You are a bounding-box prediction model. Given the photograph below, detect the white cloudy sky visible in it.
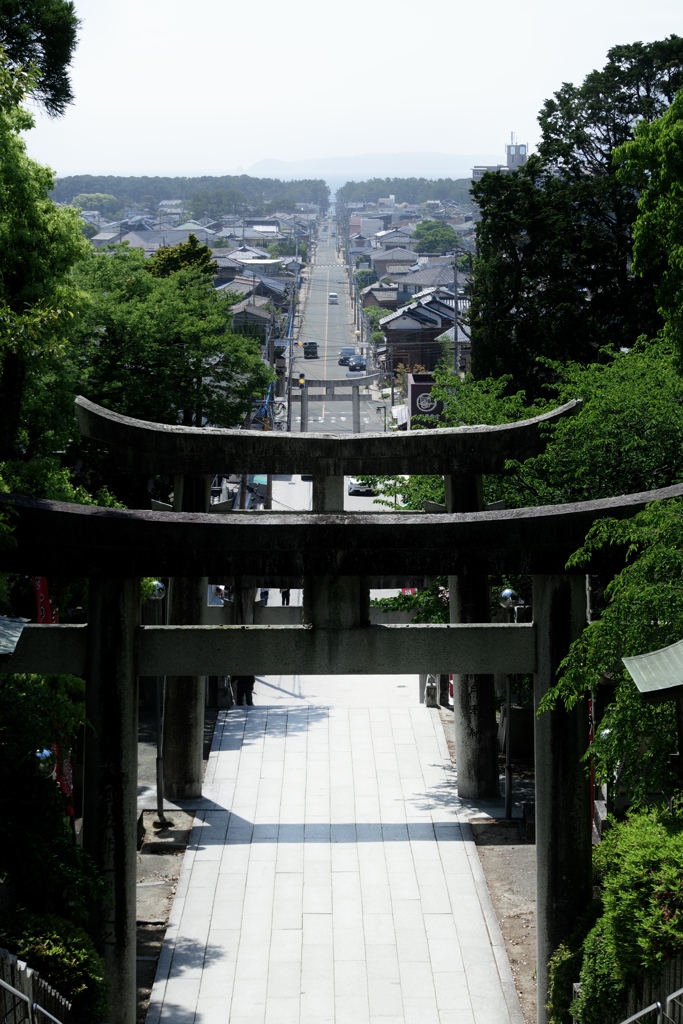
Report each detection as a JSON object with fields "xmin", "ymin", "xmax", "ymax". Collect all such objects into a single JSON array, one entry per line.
[{"xmin": 21, "ymin": 0, "xmax": 683, "ymax": 179}]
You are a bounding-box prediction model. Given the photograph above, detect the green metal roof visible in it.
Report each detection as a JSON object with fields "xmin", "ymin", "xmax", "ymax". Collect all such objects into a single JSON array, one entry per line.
[{"xmin": 623, "ymin": 638, "xmax": 683, "ymax": 703}]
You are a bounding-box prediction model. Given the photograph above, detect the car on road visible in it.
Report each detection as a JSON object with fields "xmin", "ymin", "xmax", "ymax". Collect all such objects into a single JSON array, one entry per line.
[
  {"xmin": 328, "ymin": 292, "xmax": 338, "ymax": 304},
  {"xmin": 302, "ymin": 341, "xmax": 318, "ymax": 359},
  {"xmin": 348, "ymin": 355, "xmax": 366, "ymax": 372},
  {"xmin": 338, "ymin": 346, "xmax": 356, "ymax": 365},
  {"xmin": 348, "ymin": 477, "xmax": 376, "ymax": 496}
]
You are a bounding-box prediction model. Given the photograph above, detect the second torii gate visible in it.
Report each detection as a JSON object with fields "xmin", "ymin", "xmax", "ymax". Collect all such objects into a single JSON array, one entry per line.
[{"xmin": 4, "ymin": 395, "xmax": 681, "ymax": 1024}]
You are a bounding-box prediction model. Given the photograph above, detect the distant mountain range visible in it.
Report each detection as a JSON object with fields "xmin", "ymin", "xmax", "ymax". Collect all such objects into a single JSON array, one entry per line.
[{"xmin": 241, "ymin": 152, "xmax": 504, "ymax": 193}]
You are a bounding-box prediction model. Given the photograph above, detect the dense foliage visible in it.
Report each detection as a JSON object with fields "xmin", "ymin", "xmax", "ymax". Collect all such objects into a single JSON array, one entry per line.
[
  {"xmin": 548, "ymin": 807, "xmax": 683, "ymax": 1024},
  {"xmin": 71, "ymin": 244, "xmax": 274, "ymax": 428},
  {"xmin": 0, "ymin": 0, "xmax": 78, "ymax": 115},
  {"xmin": 617, "ymin": 88, "xmax": 683, "ymax": 363},
  {"xmin": 336, "ymin": 176, "xmax": 472, "ymax": 206},
  {"xmin": 51, "ymin": 173, "xmax": 330, "ymax": 213},
  {"xmin": 146, "ymin": 232, "xmax": 218, "ymax": 278},
  {"xmin": 0, "ymin": 673, "xmax": 105, "ymax": 921},
  {"xmin": 541, "ymin": 498, "xmax": 683, "ymax": 804},
  {"xmin": 411, "ymin": 219, "xmax": 461, "ymax": 254},
  {"xmin": 470, "ymin": 36, "xmax": 683, "ymax": 399},
  {"xmin": 0, "ymin": 55, "xmax": 88, "ymax": 461},
  {"xmin": 0, "ymin": 912, "xmax": 108, "ymax": 1022},
  {"xmin": 506, "ymin": 339, "xmax": 683, "ymax": 506}
]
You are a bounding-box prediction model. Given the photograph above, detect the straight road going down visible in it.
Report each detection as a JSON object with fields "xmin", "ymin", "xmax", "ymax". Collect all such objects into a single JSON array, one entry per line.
[{"xmin": 291, "ymin": 218, "xmax": 387, "ymax": 435}]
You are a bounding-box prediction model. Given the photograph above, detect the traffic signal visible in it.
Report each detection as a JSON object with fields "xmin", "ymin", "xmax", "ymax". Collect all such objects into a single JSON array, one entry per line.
[{"xmin": 298, "ymin": 373, "xmax": 305, "ymax": 390}]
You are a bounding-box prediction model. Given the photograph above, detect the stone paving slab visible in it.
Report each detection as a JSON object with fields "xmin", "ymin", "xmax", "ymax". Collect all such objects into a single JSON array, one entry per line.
[{"xmin": 146, "ymin": 675, "xmax": 525, "ymax": 1024}]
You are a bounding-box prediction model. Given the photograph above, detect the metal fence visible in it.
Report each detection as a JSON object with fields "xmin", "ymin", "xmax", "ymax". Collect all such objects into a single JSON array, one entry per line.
[
  {"xmin": 0, "ymin": 949, "xmax": 71, "ymax": 1024},
  {"xmin": 627, "ymin": 955, "xmax": 683, "ymax": 1024}
]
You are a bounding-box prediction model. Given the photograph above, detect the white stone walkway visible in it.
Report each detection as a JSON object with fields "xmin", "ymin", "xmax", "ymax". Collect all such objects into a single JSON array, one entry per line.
[{"xmin": 146, "ymin": 675, "xmax": 524, "ymax": 1024}]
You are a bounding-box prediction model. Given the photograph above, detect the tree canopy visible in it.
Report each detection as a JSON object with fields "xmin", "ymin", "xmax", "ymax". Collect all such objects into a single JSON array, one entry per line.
[
  {"xmin": 146, "ymin": 232, "xmax": 217, "ymax": 278},
  {"xmin": 411, "ymin": 220, "xmax": 461, "ymax": 254},
  {"xmin": 70, "ymin": 192, "xmax": 120, "ymax": 216},
  {"xmin": 336, "ymin": 177, "xmax": 472, "ymax": 206},
  {"xmin": 71, "ymin": 244, "xmax": 274, "ymax": 428},
  {"xmin": 0, "ymin": 53, "xmax": 88, "ymax": 461},
  {"xmin": 50, "ymin": 174, "xmax": 331, "ymax": 213},
  {"xmin": 616, "ymin": 86, "xmax": 683, "ymax": 362},
  {"xmin": 0, "ymin": 0, "xmax": 79, "ymax": 116},
  {"xmin": 470, "ymin": 35, "xmax": 683, "ymax": 399}
]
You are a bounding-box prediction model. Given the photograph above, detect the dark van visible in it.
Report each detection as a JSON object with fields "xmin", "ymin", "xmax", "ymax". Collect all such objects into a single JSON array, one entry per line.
[{"xmin": 302, "ymin": 341, "xmax": 318, "ymax": 359}]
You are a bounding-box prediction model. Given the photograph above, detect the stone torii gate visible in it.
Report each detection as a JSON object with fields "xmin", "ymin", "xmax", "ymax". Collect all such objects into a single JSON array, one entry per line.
[
  {"xmin": 4, "ymin": 395, "xmax": 683, "ymax": 1024},
  {"xmin": 290, "ymin": 372, "xmax": 381, "ymax": 433}
]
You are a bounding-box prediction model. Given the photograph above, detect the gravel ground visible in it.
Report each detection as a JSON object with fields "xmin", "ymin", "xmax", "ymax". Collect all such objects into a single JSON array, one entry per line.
[{"xmin": 437, "ymin": 706, "xmax": 537, "ymax": 1024}]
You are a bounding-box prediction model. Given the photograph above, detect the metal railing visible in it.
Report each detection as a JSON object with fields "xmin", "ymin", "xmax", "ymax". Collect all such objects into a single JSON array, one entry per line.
[
  {"xmin": 618, "ymin": 1003, "xmax": 662, "ymax": 1024},
  {"xmin": 0, "ymin": 976, "xmax": 65, "ymax": 1024},
  {"xmin": 665, "ymin": 986, "xmax": 683, "ymax": 1023},
  {"xmin": 0, "ymin": 952, "xmax": 71, "ymax": 1024}
]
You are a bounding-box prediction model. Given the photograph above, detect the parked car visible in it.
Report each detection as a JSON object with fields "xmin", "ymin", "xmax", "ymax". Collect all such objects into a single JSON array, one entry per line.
[
  {"xmin": 347, "ymin": 477, "xmax": 376, "ymax": 496},
  {"xmin": 338, "ymin": 346, "xmax": 356, "ymax": 365},
  {"xmin": 348, "ymin": 355, "xmax": 366, "ymax": 372}
]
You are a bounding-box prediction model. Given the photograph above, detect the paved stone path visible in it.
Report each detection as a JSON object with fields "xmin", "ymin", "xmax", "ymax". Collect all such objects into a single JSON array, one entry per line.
[{"xmin": 146, "ymin": 675, "xmax": 524, "ymax": 1024}]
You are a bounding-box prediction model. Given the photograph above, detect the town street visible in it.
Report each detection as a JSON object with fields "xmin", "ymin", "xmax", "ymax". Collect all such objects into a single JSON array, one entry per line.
[{"xmin": 289, "ymin": 218, "xmax": 388, "ymax": 435}]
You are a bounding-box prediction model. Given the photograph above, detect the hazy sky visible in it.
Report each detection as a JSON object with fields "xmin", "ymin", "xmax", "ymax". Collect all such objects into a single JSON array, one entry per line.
[{"xmin": 21, "ymin": 0, "xmax": 683, "ymax": 180}]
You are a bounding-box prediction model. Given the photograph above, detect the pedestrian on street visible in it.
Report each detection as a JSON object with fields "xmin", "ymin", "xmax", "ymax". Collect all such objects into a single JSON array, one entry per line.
[
  {"xmin": 233, "ymin": 674, "xmax": 255, "ymax": 706},
  {"xmin": 260, "ymin": 588, "xmax": 269, "ymax": 606},
  {"xmin": 280, "ymin": 588, "xmax": 290, "ymax": 606}
]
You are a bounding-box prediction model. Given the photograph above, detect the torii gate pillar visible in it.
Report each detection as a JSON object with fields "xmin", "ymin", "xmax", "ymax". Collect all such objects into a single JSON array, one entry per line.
[
  {"xmin": 446, "ymin": 472, "xmax": 498, "ymax": 798},
  {"xmin": 533, "ymin": 574, "xmax": 592, "ymax": 1023},
  {"xmin": 83, "ymin": 577, "xmax": 139, "ymax": 1024}
]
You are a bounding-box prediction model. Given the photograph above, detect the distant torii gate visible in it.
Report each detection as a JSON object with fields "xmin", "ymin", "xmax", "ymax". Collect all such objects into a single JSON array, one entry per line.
[
  {"xmin": 3, "ymin": 395, "xmax": 682, "ymax": 1024},
  {"xmin": 289, "ymin": 372, "xmax": 381, "ymax": 433}
]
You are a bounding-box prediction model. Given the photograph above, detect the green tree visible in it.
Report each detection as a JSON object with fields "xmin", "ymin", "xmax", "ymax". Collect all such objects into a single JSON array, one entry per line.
[
  {"xmin": 615, "ymin": 87, "xmax": 683, "ymax": 361},
  {"xmin": 505, "ymin": 339, "xmax": 683, "ymax": 507},
  {"xmin": 70, "ymin": 192, "xmax": 120, "ymax": 216},
  {"xmin": 487, "ymin": 340, "xmax": 683, "ymax": 804},
  {"xmin": 0, "ymin": 0, "xmax": 79, "ymax": 116},
  {"xmin": 336, "ymin": 176, "xmax": 472, "ymax": 206},
  {"xmin": 267, "ymin": 239, "xmax": 308, "ymax": 261},
  {"xmin": 0, "ymin": 53, "xmax": 89, "ymax": 462},
  {"xmin": 471, "ymin": 36, "xmax": 683, "ymax": 399},
  {"xmin": 186, "ymin": 187, "xmax": 245, "ymax": 221},
  {"xmin": 146, "ymin": 232, "xmax": 218, "ymax": 278},
  {"xmin": 72, "ymin": 245, "xmax": 274, "ymax": 428},
  {"xmin": 411, "ymin": 219, "xmax": 461, "ymax": 254},
  {"xmin": 543, "ymin": 498, "xmax": 683, "ymax": 807},
  {"xmin": 364, "ymin": 305, "xmax": 394, "ymax": 330}
]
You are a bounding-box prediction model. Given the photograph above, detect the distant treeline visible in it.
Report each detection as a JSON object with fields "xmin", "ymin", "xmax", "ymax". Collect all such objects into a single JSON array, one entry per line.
[
  {"xmin": 336, "ymin": 177, "xmax": 473, "ymax": 205},
  {"xmin": 51, "ymin": 175, "xmax": 331, "ymax": 214}
]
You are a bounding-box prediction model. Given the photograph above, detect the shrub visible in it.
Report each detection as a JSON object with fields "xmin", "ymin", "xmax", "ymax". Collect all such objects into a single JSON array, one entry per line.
[
  {"xmin": 0, "ymin": 913, "xmax": 108, "ymax": 1023},
  {"xmin": 550, "ymin": 807, "xmax": 683, "ymax": 1024},
  {"xmin": 0, "ymin": 673, "xmax": 105, "ymax": 923}
]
